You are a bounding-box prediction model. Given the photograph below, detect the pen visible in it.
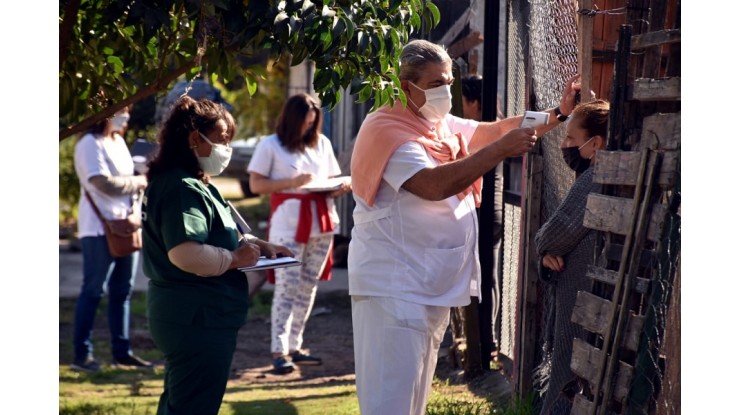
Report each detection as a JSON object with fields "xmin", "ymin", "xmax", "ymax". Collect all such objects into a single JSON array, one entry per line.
[
  {"xmin": 235, "ymin": 223, "xmax": 248, "ymax": 241},
  {"xmin": 228, "ymin": 201, "xmax": 255, "ymax": 243}
]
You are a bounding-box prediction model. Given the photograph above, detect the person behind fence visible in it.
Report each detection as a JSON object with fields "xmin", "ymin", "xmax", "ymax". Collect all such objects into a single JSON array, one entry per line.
[
  {"xmin": 141, "ymin": 96, "xmax": 293, "ymax": 415},
  {"xmin": 533, "ymin": 99, "xmax": 610, "ymax": 415},
  {"xmin": 71, "ymin": 106, "xmax": 152, "ymax": 372},
  {"xmin": 247, "ymin": 93, "xmax": 352, "ymax": 375},
  {"xmin": 461, "ymin": 73, "xmax": 506, "ymax": 367},
  {"xmin": 348, "ymin": 38, "xmax": 582, "ymax": 415}
]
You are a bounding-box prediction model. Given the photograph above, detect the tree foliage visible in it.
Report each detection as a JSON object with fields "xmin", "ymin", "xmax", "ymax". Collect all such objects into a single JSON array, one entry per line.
[{"xmin": 59, "ymin": 0, "xmax": 441, "ymax": 141}]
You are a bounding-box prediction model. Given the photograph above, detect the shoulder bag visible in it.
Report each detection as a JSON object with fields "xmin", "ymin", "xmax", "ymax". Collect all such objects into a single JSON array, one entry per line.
[{"xmin": 84, "ymin": 190, "xmax": 142, "ymax": 257}]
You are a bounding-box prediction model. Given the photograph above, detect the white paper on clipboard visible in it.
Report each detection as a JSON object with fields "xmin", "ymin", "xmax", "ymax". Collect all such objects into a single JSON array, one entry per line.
[
  {"xmin": 238, "ymin": 256, "xmax": 302, "ymax": 272},
  {"xmin": 299, "ymin": 176, "xmax": 350, "ymax": 192}
]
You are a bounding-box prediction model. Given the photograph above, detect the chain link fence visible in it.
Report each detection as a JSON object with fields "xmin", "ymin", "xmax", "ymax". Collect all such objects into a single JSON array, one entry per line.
[{"xmin": 499, "ymin": 1, "xmax": 680, "ymax": 413}]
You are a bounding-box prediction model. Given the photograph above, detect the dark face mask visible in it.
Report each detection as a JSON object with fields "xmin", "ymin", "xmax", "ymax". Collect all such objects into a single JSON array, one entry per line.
[
  {"xmin": 561, "ymin": 136, "xmax": 595, "ymax": 173},
  {"xmin": 561, "ymin": 146, "xmax": 591, "ymax": 173}
]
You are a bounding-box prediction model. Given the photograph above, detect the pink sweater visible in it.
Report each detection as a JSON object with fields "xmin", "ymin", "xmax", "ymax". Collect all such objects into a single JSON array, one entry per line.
[{"xmin": 350, "ymin": 103, "xmax": 481, "ymax": 207}]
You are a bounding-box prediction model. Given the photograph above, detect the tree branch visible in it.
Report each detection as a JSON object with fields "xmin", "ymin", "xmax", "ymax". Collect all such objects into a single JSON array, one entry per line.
[{"xmin": 58, "ymin": 59, "xmax": 201, "ymax": 142}]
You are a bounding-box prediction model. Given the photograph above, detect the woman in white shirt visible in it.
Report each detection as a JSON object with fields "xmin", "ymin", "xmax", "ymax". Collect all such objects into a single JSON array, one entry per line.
[
  {"xmin": 248, "ymin": 93, "xmax": 351, "ymax": 374},
  {"xmin": 72, "ymin": 107, "xmax": 151, "ymax": 372}
]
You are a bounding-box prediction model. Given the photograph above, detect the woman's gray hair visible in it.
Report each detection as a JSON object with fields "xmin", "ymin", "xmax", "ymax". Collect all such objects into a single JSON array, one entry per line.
[{"xmin": 398, "ymin": 39, "xmax": 452, "ymax": 82}]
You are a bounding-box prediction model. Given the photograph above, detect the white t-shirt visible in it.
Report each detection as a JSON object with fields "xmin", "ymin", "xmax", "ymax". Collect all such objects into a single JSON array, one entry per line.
[
  {"xmin": 247, "ymin": 133, "xmax": 342, "ymax": 239},
  {"xmin": 75, "ymin": 133, "xmax": 137, "ymax": 237},
  {"xmin": 348, "ymin": 114, "xmax": 482, "ymax": 307}
]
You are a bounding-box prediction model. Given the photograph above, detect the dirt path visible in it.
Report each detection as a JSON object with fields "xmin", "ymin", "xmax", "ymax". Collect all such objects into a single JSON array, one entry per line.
[{"xmin": 60, "ymin": 290, "xmax": 512, "ymax": 404}]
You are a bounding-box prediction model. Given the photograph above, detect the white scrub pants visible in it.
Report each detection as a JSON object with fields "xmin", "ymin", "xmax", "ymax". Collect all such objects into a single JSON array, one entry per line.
[{"xmin": 351, "ymin": 295, "xmax": 450, "ymax": 415}]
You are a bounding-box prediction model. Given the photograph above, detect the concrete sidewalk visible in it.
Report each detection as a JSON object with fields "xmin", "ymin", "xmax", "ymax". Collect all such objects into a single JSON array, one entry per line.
[{"xmin": 59, "ymin": 240, "xmax": 349, "ymax": 298}]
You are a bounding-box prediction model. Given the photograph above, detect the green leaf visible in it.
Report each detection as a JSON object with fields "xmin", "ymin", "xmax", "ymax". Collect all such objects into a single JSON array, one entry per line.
[
  {"xmin": 291, "ymin": 43, "xmax": 309, "ymax": 65},
  {"xmin": 357, "ymin": 31, "xmax": 369, "ymax": 54},
  {"xmin": 349, "ymin": 78, "xmax": 368, "ymax": 95},
  {"xmin": 106, "ymin": 56, "xmax": 124, "ymax": 74},
  {"xmin": 274, "ymin": 11, "xmax": 289, "ymax": 25},
  {"xmin": 341, "ymin": 15, "xmax": 355, "ymax": 42},
  {"xmin": 334, "ymin": 88, "xmax": 342, "ymax": 110},
  {"xmin": 321, "ymin": 4, "xmax": 335, "ymax": 18},
  {"xmin": 314, "ymin": 67, "xmax": 333, "ymax": 91},
  {"xmin": 331, "ymin": 15, "xmax": 344, "ymax": 41},
  {"xmin": 245, "ymin": 72, "xmax": 258, "ymax": 96},
  {"xmin": 409, "ymin": 12, "xmax": 421, "ymax": 28},
  {"xmin": 426, "ymin": 1, "xmax": 441, "ymax": 26},
  {"xmin": 320, "ymin": 31, "xmax": 332, "ymax": 51},
  {"xmin": 301, "ymin": 0, "xmax": 315, "ymax": 15},
  {"xmin": 357, "ymin": 83, "xmax": 372, "ymax": 103}
]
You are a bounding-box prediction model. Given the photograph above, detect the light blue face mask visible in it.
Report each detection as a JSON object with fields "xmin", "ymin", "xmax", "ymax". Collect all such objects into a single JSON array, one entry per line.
[{"xmin": 197, "ymin": 132, "xmax": 233, "ymax": 176}]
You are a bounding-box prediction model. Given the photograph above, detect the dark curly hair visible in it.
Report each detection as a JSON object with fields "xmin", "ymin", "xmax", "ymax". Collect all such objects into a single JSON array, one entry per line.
[{"xmin": 146, "ymin": 96, "xmax": 234, "ymax": 182}]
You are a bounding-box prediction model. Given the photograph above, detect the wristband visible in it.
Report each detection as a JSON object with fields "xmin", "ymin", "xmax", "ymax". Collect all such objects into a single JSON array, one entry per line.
[{"xmin": 554, "ymin": 107, "xmax": 569, "ymax": 122}]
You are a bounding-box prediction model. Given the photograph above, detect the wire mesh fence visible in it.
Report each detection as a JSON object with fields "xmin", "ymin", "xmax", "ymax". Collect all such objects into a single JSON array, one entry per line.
[{"xmin": 500, "ymin": 1, "xmax": 680, "ymax": 413}]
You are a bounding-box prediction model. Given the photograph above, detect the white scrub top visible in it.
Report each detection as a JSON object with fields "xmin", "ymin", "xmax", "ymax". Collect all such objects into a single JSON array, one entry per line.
[{"xmin": 347, "ymin": 114, "xmax": 482, "ymax": 307}]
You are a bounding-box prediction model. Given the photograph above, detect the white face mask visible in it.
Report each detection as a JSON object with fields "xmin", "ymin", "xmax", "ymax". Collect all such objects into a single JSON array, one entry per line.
[
  {"xmin": 408, "ymin": 82, "xmax": 453, "ymax": 123},
  {"xmin": 197, "ymin": 132, "xmax": 233, "ymax": 176},
  {"xmin": 110, "ymin": 113, "xmax": 130, "ymax": 133}
]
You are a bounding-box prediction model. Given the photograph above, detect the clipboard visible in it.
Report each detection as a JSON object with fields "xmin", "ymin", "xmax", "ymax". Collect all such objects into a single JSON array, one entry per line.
[
  {"xmin": 238, "ymin": 256, "xmax": 302, "ymax": 272},
  {"xmin": 299, "ymin": 176, "xmax": 350, "ymax": 192}
]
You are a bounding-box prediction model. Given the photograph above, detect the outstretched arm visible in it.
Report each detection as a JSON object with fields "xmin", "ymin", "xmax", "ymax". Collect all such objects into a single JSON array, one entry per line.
[
  {"xmin": 402, "ymin": 127, "xmax": 537, "ymax": 201},
  {"xmin": 468, "ymin": 74, "xmax": 584, "ymax": 152}
]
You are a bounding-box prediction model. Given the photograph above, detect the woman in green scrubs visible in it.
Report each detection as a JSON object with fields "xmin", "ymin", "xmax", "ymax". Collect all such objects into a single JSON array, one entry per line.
[{"xmin": 142, "ymin": 96, "xmax": 293, "ymax": 415}]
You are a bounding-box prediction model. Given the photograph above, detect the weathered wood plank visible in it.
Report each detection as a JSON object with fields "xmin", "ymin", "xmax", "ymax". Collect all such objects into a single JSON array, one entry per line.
[
  {"xmin": 628, "ymin": 77, "xmax": 681, "ymax": 101},
  {"xmin": 571, "ymin": 291, "xmax": 610, "ymax": 335},
  {"xmin": 639, "ymin": 112, "xmax": 681, "ymax": 150},
  {"xmin": 571, "ymin": 394, "xmax": 594, "ymax": 415},
  {"xmin": 593, "ymin": 151, "xmax": 641, "ymax": 185},
  {"xmin": 570, "ymin": 338, "xmax": 634, "ymax": 401},
  {"xmin": 642, "ymin": 0, "xmax": 670, "ymax": 79},
  {"xmin": 571, "ymin": 291, "xmax": 645, "ymax": 352},
  {"xmin": 584, "ymin": 194, "xmax": 667, "ymax": 242},
  {"xmin": 586, "ymin": 265, "xmax": 650, "ymax": 295},
  {"xmin": 631, "ymin": 29, "xmax": 681, "ymax": 50},
  {"xmin": 577, "ymin": 0, "xmax": 594, "ymax": 104},
  {"xmin": 657, "ymin": 151, "xmax": 679, "ymax": 189},
  {"xmin": 605, "ymin": 243, "xmax": 655, "ymax": 268},
  {"xmin": 593, "ymin": 150, "xmax": 678, "ymax": 188}
]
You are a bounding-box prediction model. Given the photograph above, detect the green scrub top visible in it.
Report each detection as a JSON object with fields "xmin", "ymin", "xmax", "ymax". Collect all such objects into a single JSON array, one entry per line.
[{"xmin": 141, "ymin": 168, "xmax": 249, "ymax": 328}]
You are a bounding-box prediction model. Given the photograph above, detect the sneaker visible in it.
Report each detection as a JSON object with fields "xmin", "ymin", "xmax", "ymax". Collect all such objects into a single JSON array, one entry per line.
[
  {"xmin": 113, "ymin": 353, "xmax": 153, "ymax": 369},
  {"xmin": 290, "ymin": 350, "xmax": 322, "ymax": 366},
  {"xmin": 273, "ymin": 356, "xmax": 295, "ymax": 374},
  {"xmin": 71, "ymin": 356, "xmax": 101, "ymax": 373}
]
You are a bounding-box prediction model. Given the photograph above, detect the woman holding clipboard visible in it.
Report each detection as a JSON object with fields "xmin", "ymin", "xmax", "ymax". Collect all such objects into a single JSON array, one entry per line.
[
  {"xmin": 247, "ymin": 93, "xmax": 351, "ymax": 374},
  {"xmin": 141, "ymin": 97, "xmax": 292, "ymax": 415}
]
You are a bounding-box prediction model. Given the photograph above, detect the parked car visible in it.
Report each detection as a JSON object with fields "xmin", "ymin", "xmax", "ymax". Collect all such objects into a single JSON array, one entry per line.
[{"xmin": 222, "ymin": 136, "xmax": 264, "ymax": 198}]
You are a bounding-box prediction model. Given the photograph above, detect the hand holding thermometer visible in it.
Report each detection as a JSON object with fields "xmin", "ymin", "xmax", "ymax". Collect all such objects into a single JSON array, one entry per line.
[{"xmin": 520, "ymin": 111, "xmax": 550, "ymax": 130}]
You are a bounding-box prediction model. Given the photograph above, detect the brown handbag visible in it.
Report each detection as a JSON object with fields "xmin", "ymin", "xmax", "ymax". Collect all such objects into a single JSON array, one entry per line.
[{"xmin": 84, "ymin": 190, "xmax": 142, "ymax": 257}]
